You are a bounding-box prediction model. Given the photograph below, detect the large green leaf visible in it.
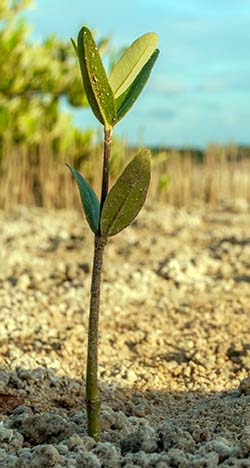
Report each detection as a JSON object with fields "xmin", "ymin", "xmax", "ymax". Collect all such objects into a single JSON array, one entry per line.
[
  {"xmin": 115, "ymin": 49, "xmax": 159, "ymax": 124},
  {"xmin": 77, "ymin": 27, "xmax": 116, "ymax": 127},
  {"xmin": 67, "ymin": 164, "xmax": 100, "ymax": 234},
  {"xmin": 100, "ymin": 149, "xmax": 151, "ymax": 237},
  {"xmin": 109, "ymin": 32, "xmax": 158, "ymax": 98}
]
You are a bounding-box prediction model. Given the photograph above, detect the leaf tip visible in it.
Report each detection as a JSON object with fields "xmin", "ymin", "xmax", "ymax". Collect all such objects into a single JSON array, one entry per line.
[
  {"xmin": 66, "ymin": 163, "xmax": 73, "ymax": 173},
  {"xmin": 70, "ymin": 38, "xmax": 78, "ymax": 56}
]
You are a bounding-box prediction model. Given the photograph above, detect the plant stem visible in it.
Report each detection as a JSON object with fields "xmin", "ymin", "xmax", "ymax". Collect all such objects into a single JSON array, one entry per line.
[
  {"xmin": 86, "ymin": 126, "xmax": 112, "ymax": 440},
  {"xmin": 100, "ymin": 127, "xmax": 112, "ymax": 213},
  {"xmin": 86, "ymin": 235, "xmax": 106, "ymax": 439}
]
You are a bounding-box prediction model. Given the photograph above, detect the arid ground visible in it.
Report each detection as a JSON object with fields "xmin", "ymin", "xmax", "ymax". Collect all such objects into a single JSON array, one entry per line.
[{"xmin": 0, "ymin": 199, "xmax": 249, "ymax": 467}]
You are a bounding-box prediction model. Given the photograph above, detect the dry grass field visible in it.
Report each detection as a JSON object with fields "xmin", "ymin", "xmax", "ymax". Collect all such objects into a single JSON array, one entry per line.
[{"xmin": 1, "ymin": 139, "xmax": 249, "ymax": 210}]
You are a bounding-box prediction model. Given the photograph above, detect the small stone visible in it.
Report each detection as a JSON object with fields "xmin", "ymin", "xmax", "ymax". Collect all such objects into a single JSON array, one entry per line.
[
  {"xmin": 76, "ymin": 450, "xmax": 101, "ymax": 468},
  {"xmin": 93, "ymin": 442, "xmax": 120, "ymax": 467},
  {"xmin": 30, "ymin": 444, "xmax": 59, "ymax": 467},
  {"xmin": 11, "ymin": 405, "xmax": 33, "ymax": 415},
  {"xmin": 198, "ymin": 437, "xmax": 233, "ymax": 461},
  {"xmin": 10, "ymin": 413, "xmax": 78, "ymax": 445},
  {"xmin": 67, "ymin": 434, "xmax": 83, "ymax": 450},
  {"xmin": 0, "ymin": 454, "xmax": 18, "ymax": 467},
  {"xmin": 0, "ymin": 371, "xmax": 10, "ymax": 387},
  {"xmin": 190, "ymin": 451, "xmax": 219, "ymax": 467},
  {"xmin": 239, "ymin": 378, "xmax": 250, "ymax": 395},
  {"xmin": 0, "ymin": 425, "xmax": 13, "ymax": 444},
  {"xmin": 82, "ymin": 436, "xmax": 96, "ymax": 451},
  {"xmin": 120, "ymin": 427, "xmax": 158, "ymax": 455},
  {"xmin": 18, "ymin": 273, "xmax": 31, "ymax": 289},
  {"xmin": 125, "ymin": 369, "xmax": 137, "ymax": 384},
  {"xmin": 57, "ymin": 443, "xmax": 68, "ymax": 455}
]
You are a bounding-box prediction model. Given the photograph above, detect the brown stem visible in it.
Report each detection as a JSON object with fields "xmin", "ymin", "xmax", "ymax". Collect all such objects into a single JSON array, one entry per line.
[
  {"xmin": 86, "ymin": 235, "xmax": 107, "ymax": 440},
  {"xmin": 86, "ymin": 126, "xmax": 112, "ymax": 440},
  {"xmin": 100, "ymin": 127, "xmax": 112, "ymax": 214}
]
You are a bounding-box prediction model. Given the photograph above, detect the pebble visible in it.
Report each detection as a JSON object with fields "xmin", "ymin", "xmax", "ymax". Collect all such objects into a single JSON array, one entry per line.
[{"xmin": 239, "ymin": 378, "xmax": 250, "ymax": 395}]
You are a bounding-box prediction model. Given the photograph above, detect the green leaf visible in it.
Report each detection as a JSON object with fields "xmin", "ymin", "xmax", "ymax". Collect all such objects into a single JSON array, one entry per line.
[
  {"xmin": 100, "ymin": 149, "xmax": 151, "ymax": 237},
  {"xmin": 71, "ymin": 38, "xmax": 78, "ymax": 56},
  {"xmin": 115, "ymin": 49, "xmax": 159, "ymax": 124},
  {"xmin": 109, "ymin": 32, "xmax": 158, "ymax": 98},
  {"xmin": 67, "ymin": 164, "xmax": 100, "ymax": 234},
  {"xmin": 77, "ymin": 26, "xmax": 116, "ymax": 127}
]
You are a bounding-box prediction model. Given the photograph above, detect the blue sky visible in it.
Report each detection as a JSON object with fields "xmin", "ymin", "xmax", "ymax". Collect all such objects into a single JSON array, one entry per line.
[{"xmin": 25, "ymin": 0, "xmax": 250, "ymax": 148}]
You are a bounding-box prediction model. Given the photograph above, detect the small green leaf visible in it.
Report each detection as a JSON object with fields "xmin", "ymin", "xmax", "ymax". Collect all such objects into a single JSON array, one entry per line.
[
  {"xmin": 77, "ymin": 27, "xmax": 116, "ymax": 127},
  {"xmin": 67, "ymin": 164, "xmax": 100, "ymax": 234},
  {"xmin": 71, "ymin": 38, "xmax": 78, "ymax": 56},
  {"xmin": 109, "ymin": 32, "xmax": 158, "ymax": 98},
  {"xmin": 100, "ymin": 149, "xmax": 151, "ymax": 237},
  {"xmin": 115, "ymin": 49, "xmax": 159, "ymax": 123}
]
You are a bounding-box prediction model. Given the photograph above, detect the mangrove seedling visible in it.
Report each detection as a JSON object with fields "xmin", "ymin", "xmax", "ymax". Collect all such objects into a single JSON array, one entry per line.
[{"xmin": 67, "ymin": 26, "xmax": 159, "ymax": 440}]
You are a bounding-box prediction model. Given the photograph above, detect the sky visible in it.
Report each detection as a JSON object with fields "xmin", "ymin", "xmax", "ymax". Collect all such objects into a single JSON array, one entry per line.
[{"xmin": 25, "ymin": 0, "xmax": 250, "ymax": 148}]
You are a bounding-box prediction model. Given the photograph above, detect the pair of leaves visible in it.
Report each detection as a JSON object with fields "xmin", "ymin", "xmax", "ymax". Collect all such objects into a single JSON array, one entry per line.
[
  {"xmin": 75, "ymin": 27, "xmax": 159, "ymax": 127},
  {"xmin": 68, "ymin": 149, "xmax": 151, "ymax": 237},
  {"xmin": 109, "ymin": 32, "xmax": 158, "ymax": 98},
  {"xmin": 115, "ymin": 49, "xmax": 159, "ymax": 123}
]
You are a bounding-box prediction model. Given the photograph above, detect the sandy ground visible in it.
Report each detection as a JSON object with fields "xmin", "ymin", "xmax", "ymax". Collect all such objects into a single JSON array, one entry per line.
[{"xmin": 0, "ymin": 199, "xmax": 249, "ymax": 466}]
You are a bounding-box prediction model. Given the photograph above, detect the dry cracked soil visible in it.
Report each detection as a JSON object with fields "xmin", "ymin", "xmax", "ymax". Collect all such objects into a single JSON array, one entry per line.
[{"xmin": 0, "ymin": 199, "xmax": 249, "ymax": 467}]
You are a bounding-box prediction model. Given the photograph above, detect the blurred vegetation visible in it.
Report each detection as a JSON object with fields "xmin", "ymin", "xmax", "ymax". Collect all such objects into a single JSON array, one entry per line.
[
  {"xmin": 0, "ymin": 0, "xmax": 111, "ymax": 207},
  {"xmin": 0, "ymin": 1, "xmax": 249, "ymax": 209},
  {"xmin": 0, "ymin": 0, "xmax": 93, "ymax": 152}
]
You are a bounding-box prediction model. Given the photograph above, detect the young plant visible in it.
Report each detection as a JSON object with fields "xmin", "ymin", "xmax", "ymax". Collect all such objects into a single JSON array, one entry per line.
[{"xmin": 68, "ymin": 26, "xmax": 159, "ymax": 440}]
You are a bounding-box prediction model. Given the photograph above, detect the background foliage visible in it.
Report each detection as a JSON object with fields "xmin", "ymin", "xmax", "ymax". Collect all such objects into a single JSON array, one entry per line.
[
  {"xmin": 0, "ymin": 0, "xmax": 91, "ymax": 149},
  {"xmin": 0, "ymin": 0, "xmax": 249, "ymax": 209}
]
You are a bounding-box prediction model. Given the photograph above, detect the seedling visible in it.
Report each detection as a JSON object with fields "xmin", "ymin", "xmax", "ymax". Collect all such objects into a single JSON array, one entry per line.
[{"xmin": 68, "ymin": 26, "xmax": 159, "ymax": 440}]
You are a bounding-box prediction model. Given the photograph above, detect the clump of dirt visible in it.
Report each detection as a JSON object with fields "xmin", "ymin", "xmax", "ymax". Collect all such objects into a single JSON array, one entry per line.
[{"xmin": 0, "ymin": 199, "xmax": 249, "ymax": 466}]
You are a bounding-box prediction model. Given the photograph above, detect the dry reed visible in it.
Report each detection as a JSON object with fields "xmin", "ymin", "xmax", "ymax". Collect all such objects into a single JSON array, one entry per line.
[
  {"xmin": 150, "ymin": 144, "xmax": 250, "ymax": 206},
  {"xmin": 0, "ymin": 140, "xmax": 249, "ymax": 210}
]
